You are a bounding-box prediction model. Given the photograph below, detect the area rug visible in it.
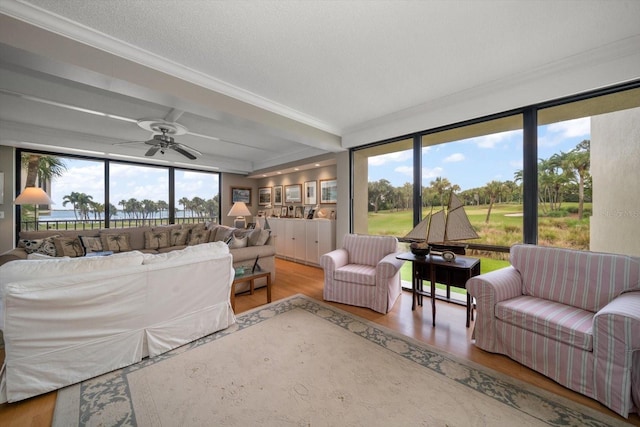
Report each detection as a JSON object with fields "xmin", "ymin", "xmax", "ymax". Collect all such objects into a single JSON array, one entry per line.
[{"xmin": 53, "ymin": 294, "xmax": 627, "ymax": 426}]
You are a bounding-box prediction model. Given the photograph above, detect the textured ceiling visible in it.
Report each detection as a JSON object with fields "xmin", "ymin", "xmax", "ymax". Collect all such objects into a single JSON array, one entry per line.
[{"xmin": 1, "ymin": 0, "xmax": 640, "ymax": 173}]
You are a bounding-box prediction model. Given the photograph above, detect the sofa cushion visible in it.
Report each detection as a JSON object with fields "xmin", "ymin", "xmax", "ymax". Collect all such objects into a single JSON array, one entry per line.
[
  {"xmin": 211, "ymin": 225, "xmax": 235, "ymax": 242},
  {"xmin": 252, "ymin": 229, "xmax": 271, "ymax": 246},
  {"xmin": 144, "ymin": 230, "xmax": 171, "ymax": 250},
  {"xmin": 495, "ymin": 295, "xmax": 594, "ymax": 351},
  {"xmin": 188, "ymin": 229, "xmax": 210, "ymax": 245},
  {"xmin": 334, "ymin": 264, "xmax": 377, "ymax": 286},
  {"xmin": 169, "ymin": 229, "xmax": 189, "ymax": 246},
  {"xmin": 0, "ymin": 251, "xmax": 145, "ymax": 287},
  {"xmin": 53, "ymin": 236, "xmax": 85, "ymax": 257},
  {"xmin": 142, "ymin": 241, "xmax": 230, "ymax": 265},
  {"xmin": 228, "ymin": 235, "xmax": 248, "ymax": 249},
  {"xmin": 79, "ymin": 236, "xmax": 103, "ymax": 253},
  {"xmin": 510, "ymin": 244, "xmax": 640, "ymax": 312},
  {"xmin": 18, "ymin": 235, "xmax": 59, "ymax": 257},
  {"xmin": 100, "ymin": 232, "xmax": 132, "ymax": 252}
]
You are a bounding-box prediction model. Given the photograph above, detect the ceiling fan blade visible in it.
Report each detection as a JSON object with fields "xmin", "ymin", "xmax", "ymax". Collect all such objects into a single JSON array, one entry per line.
[
  {"xmin": 145, "ymin": 145, "xmax": 161, "ymax": 157},
  {"xmin": 172, "ymin": 144, "xmax": 199, "ymax": 160}
]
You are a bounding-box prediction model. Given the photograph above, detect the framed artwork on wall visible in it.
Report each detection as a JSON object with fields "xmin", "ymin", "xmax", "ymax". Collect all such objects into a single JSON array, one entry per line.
[
  {"xmin": 304, "ymin": 180, "xmax": 317, "ymax": 205},
  {"xmin": 231, "ymin": 187, "xmax": 251, "ymax": 205},
  {"xmin": 258, "ymin": 187, "xmax": 272, "ymax": 206},
  {"xmin": 281, "ymin": 206, "xmax": 288, "ymax": 217},
  {"xmin": 284, "ymin": 184, "xmax": 302, "ymax": 203},
  {"xmin": 320, "ymin": 179, "xmax": 337, "ymax": 204},
  {"xmin": 273, "ymin": 185, "xmax": 283, "ymax": 206}
]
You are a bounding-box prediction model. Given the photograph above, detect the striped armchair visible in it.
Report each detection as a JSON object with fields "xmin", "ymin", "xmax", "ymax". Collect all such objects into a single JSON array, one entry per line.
[
  {"xmin": 467, "ymin": 244, "xmax": 640, "ymax": 418},
  {"xmin": 320, "ymin": 234, "xmax": 405, "ymax": 314}
]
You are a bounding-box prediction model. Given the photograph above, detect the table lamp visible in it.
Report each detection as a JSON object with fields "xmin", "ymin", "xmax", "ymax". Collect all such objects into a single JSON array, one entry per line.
[
  {"xmin": 227, "ymin": 201, "xmax": 251, "ymax": 228},
  {"xmin": 15, "ymin": 186, "xmax": 54, "ymax": 230}
]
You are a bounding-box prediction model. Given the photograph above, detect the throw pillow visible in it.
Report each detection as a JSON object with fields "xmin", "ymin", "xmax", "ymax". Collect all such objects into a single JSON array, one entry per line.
[
  {"xmin": 53, "ymin": 236, "xmax": 85, "ymax": 257},
  {"xmin": 144, "ymin": 230, "xmax": 171, "ymax": 250},
  {"xmin": 228, "ymin": 235, "xmax": 248, "ymax": 249},
  {"xmin": 188, "ymin": 229, "xmax": 210, "ymax": 245},
  {"xmin": 254, "ymin": 229, "xmax": 271, "ymax": 246},
  {"xmin": 79, "ymin": 236, "xmax": 103, "ymax": 254},
  {"xmin": 213, "ymin": 226, "xmax": 235, "ymax": 242},
  {"xmin": 18, "ymin": 235, "xmax": 59, "ymax": 257},
  {"xmin": 100, "ymin": 232, "xmax": 132, "ymax": 252},
  {"xmin": 169, "ymin": 229, "xmax": 189, "ymax": 246}
]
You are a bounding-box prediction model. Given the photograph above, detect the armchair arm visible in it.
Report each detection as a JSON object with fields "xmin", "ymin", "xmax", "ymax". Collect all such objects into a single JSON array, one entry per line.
[
  {"xmin": 320, "ymin": 248, "xmax": 349, "ymax": 274},
  {"xmin": 466, "ymin": 266, "xmax": 522, "ymax": 352},
  {"xmin": 592, "ymin": 291, "xmax": 640, "ymax": 417},
  {"xmin": 376, "ymin": 253, "xmax": 405, "ymax": 279}
]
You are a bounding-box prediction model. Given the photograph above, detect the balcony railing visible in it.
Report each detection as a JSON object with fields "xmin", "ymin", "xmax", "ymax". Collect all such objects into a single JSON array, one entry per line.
[{"xmin": 20, "ymin": 216, "xmax": 218, "ymax": 231}]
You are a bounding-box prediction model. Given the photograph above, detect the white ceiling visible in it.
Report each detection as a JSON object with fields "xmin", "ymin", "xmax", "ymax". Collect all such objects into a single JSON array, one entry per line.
[{"xmin": 1, "ymin": 0, "xmax": 640, "ymax": 175}]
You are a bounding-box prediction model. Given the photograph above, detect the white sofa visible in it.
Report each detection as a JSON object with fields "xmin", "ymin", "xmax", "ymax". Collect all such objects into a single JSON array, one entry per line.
[{"xmin": 0, "ymin": 242, "xmax": 235, "ymax": 403}]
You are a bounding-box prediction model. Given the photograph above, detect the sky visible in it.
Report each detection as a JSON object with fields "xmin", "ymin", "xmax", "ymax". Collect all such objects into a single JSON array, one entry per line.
[
  {"xmin": 367, "ymin": 118, "xmax": 590, "ymax": 191},
  {"xmin": 50, "ymin": 162, "xmax": 219, "ymax": 209},
  {"xmin": 47, "ymin": 117, "xmax": 589, "ymax": 209}
]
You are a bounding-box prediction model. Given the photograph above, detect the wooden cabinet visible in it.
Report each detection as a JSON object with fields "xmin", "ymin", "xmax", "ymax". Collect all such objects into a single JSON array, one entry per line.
[{"xmin": 268, "ymin": 218, "xmax": 335, "ymax": 265}]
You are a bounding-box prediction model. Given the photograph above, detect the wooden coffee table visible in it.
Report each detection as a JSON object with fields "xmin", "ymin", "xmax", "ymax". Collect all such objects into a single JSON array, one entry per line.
[{"xmin": 230, "ymin": 271, "xmax": 272, "ymax": 311}]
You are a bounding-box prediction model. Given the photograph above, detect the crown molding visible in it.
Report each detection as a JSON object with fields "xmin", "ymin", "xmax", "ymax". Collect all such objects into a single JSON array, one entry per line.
[{"xmin": 0, "ymin": 1, "xmax": 340, "ymax": 135}]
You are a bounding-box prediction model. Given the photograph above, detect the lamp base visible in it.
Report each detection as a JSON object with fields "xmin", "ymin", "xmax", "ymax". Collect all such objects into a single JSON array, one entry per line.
[{"xmin": 233, "ymin": 218, "xmax": 246, "ymax": 229}]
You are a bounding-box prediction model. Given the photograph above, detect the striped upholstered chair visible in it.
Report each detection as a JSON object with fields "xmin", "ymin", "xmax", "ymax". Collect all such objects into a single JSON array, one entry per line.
[
  {"xmin": 320, "ymin": 234, "xmax": 405, "ymax": 314},
  {"xmin": 467, "ymin": 244, "xmax": 640, "ymax": 418}
]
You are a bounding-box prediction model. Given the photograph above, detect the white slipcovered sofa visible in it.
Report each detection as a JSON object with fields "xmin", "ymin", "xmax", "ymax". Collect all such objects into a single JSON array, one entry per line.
[
  {"xmin": 467, "ymin": 244, "xmax": 640, "ymax": 418},
  {"xmin": 0, "ymin": 242, "xmax": 235, "ymax": 403}
]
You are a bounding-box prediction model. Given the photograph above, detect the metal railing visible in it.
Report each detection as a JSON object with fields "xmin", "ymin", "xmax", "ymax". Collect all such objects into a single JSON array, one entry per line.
[{"xmin": 20, "ymin": 216, "xmax": 218, "ymax": 231}]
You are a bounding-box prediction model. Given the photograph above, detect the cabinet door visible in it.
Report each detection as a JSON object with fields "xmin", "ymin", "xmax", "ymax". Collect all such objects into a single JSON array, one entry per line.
[
  {"xmin": 270, "ymin": 218, "xmax": 285, "ymax": 256},
  {"xmin": 317, "ymin": 220, "xmax": 336, "ymax": 259},
  {"xmin": 305, "ymin": 221, "xmax": 319, "ymax": 264},
  {"xmin": 283, "ymin": 219, "xmax": 296, "ymax": 258},
  {"xmin": 291, "ymin": 220, "xmax": 306, "ymax": 261}
]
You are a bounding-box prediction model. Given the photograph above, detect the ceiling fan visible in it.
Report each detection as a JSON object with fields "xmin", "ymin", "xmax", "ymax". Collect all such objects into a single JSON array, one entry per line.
[{"xmin": 116, "ymin": 116, "xmax": 202, "ymax": 160}]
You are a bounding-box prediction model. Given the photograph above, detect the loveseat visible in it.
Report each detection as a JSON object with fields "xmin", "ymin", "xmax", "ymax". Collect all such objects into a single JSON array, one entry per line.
[
  {"xmin": 467, "ymin": 244, "xmax": 640, "ymax": 418},
  {"xmin": 0, "ymin": 222, "xmax": 276, "ymax": 293},
  {"xmin": 0, "ymin": 242, "xmax": 235, "ymax": 403}
]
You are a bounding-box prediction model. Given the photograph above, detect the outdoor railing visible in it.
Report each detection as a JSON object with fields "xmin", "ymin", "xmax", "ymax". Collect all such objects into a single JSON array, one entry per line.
[{"xmin": 21, "ymin": 216, "xmax": 218, "ymax": 232}]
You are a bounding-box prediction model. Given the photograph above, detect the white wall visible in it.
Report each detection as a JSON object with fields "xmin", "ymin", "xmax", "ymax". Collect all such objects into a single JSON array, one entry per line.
[{"xmin": 590, "ymin": 107, "xmax": 640, "ymax": 256}]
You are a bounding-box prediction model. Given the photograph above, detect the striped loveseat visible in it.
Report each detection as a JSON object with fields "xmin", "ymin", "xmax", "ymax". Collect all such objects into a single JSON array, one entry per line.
[
  {"xmin": 321, "ymin": 234, "xmax": 405, "ymax": 314},
  {"xmin": 467, "ymin": 244, "xmax": 640, "ymax": 418}
]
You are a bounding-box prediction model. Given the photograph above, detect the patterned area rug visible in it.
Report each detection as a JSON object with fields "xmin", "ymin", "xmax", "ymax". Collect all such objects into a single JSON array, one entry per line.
[{"xmin": 53, "ymin": 295, "xmax": 627, "ymax": 426}]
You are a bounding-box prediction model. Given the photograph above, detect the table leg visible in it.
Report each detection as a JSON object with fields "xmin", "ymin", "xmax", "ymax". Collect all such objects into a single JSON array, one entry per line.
[
  {"xmin": 266, "ymin": 274, "xmax": 272, "ymax": 303},
  {"xmin": 466, "ymin": 292, "xmax": 471, "ymax": 328},
  {"xmin": 411, "ymin": 263, "xmax": 417, "ymax": 311},
  {"xmin": 430, "ymin": 263, "xmax": 436, "ymax": 327},
  {"xmin": 250, "ymin": 278, "xmax": 255, "ymax": 295},
  {"xmin": 230, "ymin": 282, "xmax": 236, "ymax": 311}
]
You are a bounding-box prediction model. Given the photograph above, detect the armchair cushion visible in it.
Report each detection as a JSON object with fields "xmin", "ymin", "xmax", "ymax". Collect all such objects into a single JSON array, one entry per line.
[{"xmin": 334, "ymin": 264, "xmax": 376, "ymax": 286}]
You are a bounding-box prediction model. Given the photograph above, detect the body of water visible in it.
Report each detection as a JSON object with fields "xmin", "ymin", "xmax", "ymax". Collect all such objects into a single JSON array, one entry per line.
[{"xmin": 40, "ymin": 210, "xmax": 197, "ymax": 221}]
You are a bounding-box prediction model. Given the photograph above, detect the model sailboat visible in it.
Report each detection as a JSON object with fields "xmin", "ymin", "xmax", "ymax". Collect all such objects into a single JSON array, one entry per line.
[{"xmin": 405, "ymin": 192, "xmax": 479, "ymax": 258}]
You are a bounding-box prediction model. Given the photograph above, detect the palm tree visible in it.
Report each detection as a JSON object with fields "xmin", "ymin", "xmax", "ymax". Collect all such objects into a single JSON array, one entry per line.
[
  {"xmin": 62, "ymin": 192, "xmax": 82, "ymax": 220},
  {"xmin": 430, "ymin": 177, "xmax": 452, "ymax": 208},
  {"xmin": 178, "ymin": 197, "xmax": 190, "ymax": 218},
  {"xmin": 22, "ymin": 154, "xmax": 66, "ymax": 188},
  {"xmin": 484, "ymin": 180, "xmax": 504, "ymax": 224},
  {"xmin": 562, "ymin": 140, "xmax": 590, "ymax": 219}
]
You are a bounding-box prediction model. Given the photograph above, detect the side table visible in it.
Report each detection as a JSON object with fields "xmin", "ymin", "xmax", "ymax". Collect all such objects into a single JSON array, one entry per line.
[
  {"xmin": 230, "ymin": 271, "xmax": 272, "ymax": 311},
  {"xmin": 396, "ymin": 252, "xmax": 480, "ymax": 327}
]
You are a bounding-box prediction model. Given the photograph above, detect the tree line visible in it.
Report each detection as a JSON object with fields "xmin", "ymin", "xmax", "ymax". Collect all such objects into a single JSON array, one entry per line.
[
  {"xmin": 60, "ymin": 193, "xmax": 220, "ymax": 221},
  {"xmin": 368, "ymin": 140, "xmax": 591, "ymax": 221}
]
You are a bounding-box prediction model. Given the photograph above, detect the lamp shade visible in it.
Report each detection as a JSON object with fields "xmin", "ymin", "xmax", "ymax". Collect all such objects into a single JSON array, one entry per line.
[
  {"xmin": 15, "ymin": 187, "xmax": 53, "ymax": 205},
  {"xmin": 227, "ymin": 201, "xmax": 251, "ymax": 217}
]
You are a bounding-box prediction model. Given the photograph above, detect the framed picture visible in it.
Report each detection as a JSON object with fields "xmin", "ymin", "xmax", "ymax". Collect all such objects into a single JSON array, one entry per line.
[
  {"xmin": 231, "ymin": 187, "xmax": 251, "ymax": 205},
  {"xmin": 258, "ymin": 187, "xmax": 272, "ymax": 206},
  {"xmin": 280, "ymin": 206, "xmax": 288, "ymax": 217},
  {"xmin": 320, "ymin": 179, "xmax": 337, "ymax": 204},
  {"xmin": 284, "ymin": 184, "xmax": 302, "ymax": 203},
  {"xmin": 304, "ymin": 180, "xmax": 317, "ymax": 205},
  {"xmin": 295, "ymin": 206, "xmax": 304, "ymax": 218},
  {"xmin": 273, "ymin": 185, "xmax": 283, "ymax": 206}
]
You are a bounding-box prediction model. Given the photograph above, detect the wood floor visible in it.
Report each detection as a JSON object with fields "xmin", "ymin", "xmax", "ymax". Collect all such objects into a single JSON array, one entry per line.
[{"xmin": 1, "ymin": 258, "xmax": 638, "ymax": 426}]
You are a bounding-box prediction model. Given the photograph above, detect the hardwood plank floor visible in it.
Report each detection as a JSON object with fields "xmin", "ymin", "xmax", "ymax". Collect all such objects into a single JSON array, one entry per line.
[{"xmin": 1, "ymin": 258, "xmax": 638, "ymax": 426}]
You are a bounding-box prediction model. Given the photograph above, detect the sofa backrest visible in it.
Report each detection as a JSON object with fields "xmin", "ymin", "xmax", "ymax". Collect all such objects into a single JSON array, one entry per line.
[
  {"xmin": 510, "ymin": 244, "xmax": 640, "ymax": 312},
  {"xmin": 343, "ymin": 234, "xmax": 398, "ymax": 266}
]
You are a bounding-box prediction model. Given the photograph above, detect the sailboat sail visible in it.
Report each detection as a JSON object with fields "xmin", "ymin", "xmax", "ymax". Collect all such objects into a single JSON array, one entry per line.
[{"xmin": 404, "ymin": 193, "xmax": 478, "ymax": 243}]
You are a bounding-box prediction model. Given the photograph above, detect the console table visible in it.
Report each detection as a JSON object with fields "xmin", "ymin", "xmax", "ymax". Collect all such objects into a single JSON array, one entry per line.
[{"xmin": 396, "ymin": 252, "xmax": 480, "ymax": 327}]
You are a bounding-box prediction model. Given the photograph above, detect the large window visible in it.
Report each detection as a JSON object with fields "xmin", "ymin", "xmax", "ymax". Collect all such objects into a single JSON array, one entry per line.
[
  {"xmin": 17, "ymin": 150, "xmax": 220, "ymax": 230},
  {"xmin": 351, "ymin": 81, "xmax": 640, "ymax": 259}
]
